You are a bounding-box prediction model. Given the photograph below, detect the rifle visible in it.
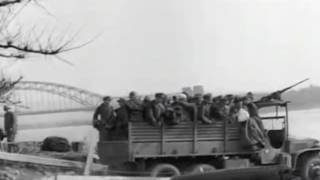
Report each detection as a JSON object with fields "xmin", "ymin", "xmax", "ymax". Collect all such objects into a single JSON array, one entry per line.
[{"xmin": 260, "ymin": 78, "xmax": 309, "ymax": 102}]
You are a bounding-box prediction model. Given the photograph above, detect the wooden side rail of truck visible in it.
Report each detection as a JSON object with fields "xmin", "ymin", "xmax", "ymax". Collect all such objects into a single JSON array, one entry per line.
[{"xmin": 98, "ymin": 119, "xmax": 269, "ymax": 176}]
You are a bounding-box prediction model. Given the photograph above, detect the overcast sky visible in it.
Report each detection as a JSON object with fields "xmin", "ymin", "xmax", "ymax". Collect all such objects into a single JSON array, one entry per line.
[{"xmin": 2, "ymin": 0, "xmax": 320, "ymax": 96}]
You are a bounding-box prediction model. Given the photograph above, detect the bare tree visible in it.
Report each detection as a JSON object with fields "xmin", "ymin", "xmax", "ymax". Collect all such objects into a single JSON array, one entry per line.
[
  {"xmin": 0, "ymin": 0, "xmax": 83, "ymax": 104},
  {"xmin": 0, "ymin": 0, "xmax": 79, "ymax": 59}
]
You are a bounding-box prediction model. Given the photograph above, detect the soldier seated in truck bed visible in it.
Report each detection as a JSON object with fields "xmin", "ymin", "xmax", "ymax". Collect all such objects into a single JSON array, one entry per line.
[
  {"xmin": 169, "ymin": 93, "xmax": 197, "ymax": 125},
  {"xmin": 144, "ymin": 93, "xmax": 166, "ymax": 126},
  {"xmin": 196, "ymin": 93, "xmax": 215, "ymax": 124},
  {"xmin": 126, "ymin": 91, "xmax": 144, "ymax": 122},
  {"xmin": 114, "ymin": 98, "xmax": 129, "ymax": 140},
  {"xmin": 109, "ymin": 92, "xmax": 256, "ymax": 141}
]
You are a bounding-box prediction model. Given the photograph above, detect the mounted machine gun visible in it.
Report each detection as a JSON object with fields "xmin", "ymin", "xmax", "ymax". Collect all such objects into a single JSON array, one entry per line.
[{"xmin": 259, "ymin": 78, "xmax": 309, "ymax": 102}]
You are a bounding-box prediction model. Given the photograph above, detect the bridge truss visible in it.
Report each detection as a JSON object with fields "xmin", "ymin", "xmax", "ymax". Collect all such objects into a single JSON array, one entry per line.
[{"xmin": 6, "ymin": 81, "xmax": 104, "ymax": 115}]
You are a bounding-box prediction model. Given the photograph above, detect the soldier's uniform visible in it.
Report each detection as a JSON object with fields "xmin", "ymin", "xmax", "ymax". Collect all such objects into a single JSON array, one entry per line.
[
  {"xmin": 198, "ymin": 98, "xmax": 214, "ymax": 124},
  {"xmin": 169, "ymin": 93, "xmax": 197, "ymax": 124},
  {"xmin": 210, "ymin": 103, "xmax": 222, "ymax": 120},
  {"xmin": 169, "ymin": 102, "xmax": 188, "ymax": 125},
  {"xmin": 245, "ymin": 94, "xmax": 266, "ymax": 138},
  {"xmin": 126, "ymin": 92, "xmax": 144, "ymax": 122},
  {"xmin": 93, "ymin": 97, "xmax": 115, "ymax": 141},
  {"xmin": 145, "ymin": 100, "xmax": 166, "ymax": 126},
  {"xmin": 4, "ymin": 106, "xmax": 17, "ymax": 152},
  {"xmin": 126, "ymin": 99, "xmax": 144, "ymax": 122},
  {"xmin": 114, "ymin": 98, "xmax": 129, "ymax": 140}
]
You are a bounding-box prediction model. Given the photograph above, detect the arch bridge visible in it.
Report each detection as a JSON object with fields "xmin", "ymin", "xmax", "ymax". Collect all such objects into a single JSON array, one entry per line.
[{"xmin": 6, "ymin": 81, "xmax": 105, "ymax": 115}]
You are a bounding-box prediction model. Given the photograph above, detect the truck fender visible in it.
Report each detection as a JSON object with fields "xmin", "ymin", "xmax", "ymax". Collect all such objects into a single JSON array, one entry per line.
[{"xmin": 292, "ymin": 148, "xmax": 320, "ymax": 169}]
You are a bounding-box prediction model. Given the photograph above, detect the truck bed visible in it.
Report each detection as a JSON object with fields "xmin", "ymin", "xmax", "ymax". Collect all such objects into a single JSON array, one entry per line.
[{"xmin": 98, "ymin": 121, "xmax": 252, "ymax": 164}]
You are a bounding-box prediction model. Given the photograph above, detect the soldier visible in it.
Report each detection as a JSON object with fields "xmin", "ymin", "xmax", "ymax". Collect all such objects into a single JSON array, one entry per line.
[
  {"xmin": 191, "ymin": 93, "xmax": 202, "ymax": 103},
  {"xmin": 198, "ymin": 93, "xmax": 214, "ymax": 124},
  {"xmin": 172, "ymin": 95, "xmax": 177, "ymax": 103},
  {"xmin": 210, "ymin": 96, "xmax": 223, "ymax": 120},
  {"xmin": 235, "ymin": 100, "xmax": 266, "ymax": 150},
  {"xmin": 168, "ymin": 94, "xmax": 189, "ymax": 125},
  {"xmin": 93, "ymin": 96, "xmax": 115, "ymax": 141},
  {"xmin": 126, "ymin": 91, "xmax": 144, "ymax": 122},
  {"xmin": 142, "ymin": 95, "xmax": 152, "ymax": 122},
  {"xmin": 182, "ymin": 91, "xmax": 192, "ymax": 102},
  {"xmin": 143, "ymin": 96, "xmax": 152, "ymax": 105},
  {"xmin": 177, "ymin": 93, "xmax": 197, "ymax": 122},
  {"xmin": 229, "ymin": 96, "xmax": 242, "ymax": 123},
  {"xmin": 193, "ymin": 94, "xmax": 203, "ymax": 121},
  {"xmin": 224, "ymin": 95, "xmax": 234, "ymax": 117},
  {"xmin": 162, "ymin": 98, "xmax": 175, "ymax": 125},
  {"xmin": 153, "ymin": 93, "xmax": 166, "ymax": 124},
  {"xmin": 162, "ymin": 94, "xmax": 171, "ymax": 107},
  {"xmin": 145, "ymin": 93, "xmax": 165, "ymax": 126},
  {"xmin": 245, "ymin": 92, "xmax": 259, "ymax": 117},
  {"xmin": 217, "ymin": 97, "xmax": 229, "ymax": 120},
  {"xmin": 225, "ymin": 94, "xmax": 234, "ymax": 106},
  {"xmin": 3, "ymin": 105, "xmax": 17, "ymax": 152},
  {"xmin": 114, "ymin": 98, "xmax": 129, "ymax": 140},
  {"xmin": 244, "ymin": 92, "xmax": 267, "ymax": 138}
]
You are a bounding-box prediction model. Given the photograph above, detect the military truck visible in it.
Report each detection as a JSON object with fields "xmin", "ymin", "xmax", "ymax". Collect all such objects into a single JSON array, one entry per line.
[{"xmin": 97, "ymin": 97, "xmax": 320, "ymax": 180}]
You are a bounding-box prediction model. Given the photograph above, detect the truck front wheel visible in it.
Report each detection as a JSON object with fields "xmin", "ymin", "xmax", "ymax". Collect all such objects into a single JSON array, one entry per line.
[
  {"xmin": 300, "ymin": 153, "xmax": 320, "ymax": 180},
  {"xmin": 149, "ymin": 163, "xmax": 181, "ymax": 177}
]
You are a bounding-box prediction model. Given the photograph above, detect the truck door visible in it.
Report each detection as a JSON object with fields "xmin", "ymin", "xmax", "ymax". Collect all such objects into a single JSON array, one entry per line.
[{"xmin": 259, "ymin": 105, "xmax": 287, "ymax": 149}]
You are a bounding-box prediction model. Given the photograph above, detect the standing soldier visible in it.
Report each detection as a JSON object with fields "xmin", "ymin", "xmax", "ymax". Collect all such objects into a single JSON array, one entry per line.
[
  {"xmin": 4, "ymin": 105, "xmax": 17, "ymax": 152},
  {"xmin": 93, "ymin": 96, "xmax": 115, "ymax": 141}
]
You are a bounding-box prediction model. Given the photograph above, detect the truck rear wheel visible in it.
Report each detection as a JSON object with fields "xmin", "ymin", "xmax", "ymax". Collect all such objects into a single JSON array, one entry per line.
[
  {"xmin": 185, "ymin": 164, "xmax": 216, "ymax": 175},
  {"xmin": 300, "ymin": 153, "xmax": 320, "ymax": 180},
  {"xmin": 149, "ymin": 163, "xmax": 181, "ymax": 177}
]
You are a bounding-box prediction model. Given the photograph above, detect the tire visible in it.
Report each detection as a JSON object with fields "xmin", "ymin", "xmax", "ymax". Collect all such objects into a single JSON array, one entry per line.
[
  {"xmin": 185, "ymin": 164, "xmax": 216, "ymax": 175},
  {"xmin": 149, "ymin": 163, "xmax": 181, "ymax": 177},
  {"xmin": 299, "ymin": 153, "xmax": 320, "ymax": 180}
]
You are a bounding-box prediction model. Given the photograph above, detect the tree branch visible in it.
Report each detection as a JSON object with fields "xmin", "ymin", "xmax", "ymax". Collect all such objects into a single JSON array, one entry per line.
[
  {"xmin": 0, "ymin": 0, "xmax": 94, "ymax": 63},
  {"xmin": 0, "ymin": 42, "xmax": 61, "ymax": 55},
  {"xmin": 0, "ymin": 0, "xmax": 26, "ymax": 7},
  {"xmin": 0, "ymin": 52, "xmax": 24, "ymax": 58}
]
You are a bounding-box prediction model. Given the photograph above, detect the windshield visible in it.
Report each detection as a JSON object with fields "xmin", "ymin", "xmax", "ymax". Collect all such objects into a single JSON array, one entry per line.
[{"xmin": 259, "ymin": 105, "xmax": 287, "ymax": 130}]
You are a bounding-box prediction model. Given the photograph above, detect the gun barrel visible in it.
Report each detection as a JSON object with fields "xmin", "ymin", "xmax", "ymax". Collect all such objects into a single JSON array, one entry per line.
[
  {"xmin": 279, "ymin": 78, "xmax": 309, "ymax": 93},
  {"xmin": 288, "ymin": 78, "xmax": 309, "ymax": 88}
]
